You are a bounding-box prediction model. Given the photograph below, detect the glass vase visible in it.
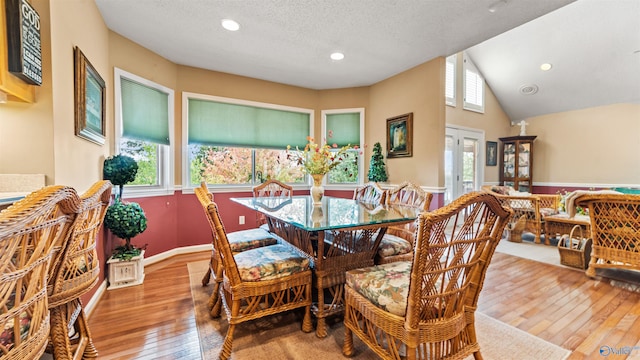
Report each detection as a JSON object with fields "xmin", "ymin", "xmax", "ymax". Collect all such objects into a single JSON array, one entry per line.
[{"xmin": 311, "ymin": 174, "xmax": 325, "ymax": 205}]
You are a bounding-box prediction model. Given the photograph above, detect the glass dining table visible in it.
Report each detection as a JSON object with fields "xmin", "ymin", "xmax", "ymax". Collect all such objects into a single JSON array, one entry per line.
[{"xmin": 231, "ymin": 195, "xmax": 420, "ymax": 337}]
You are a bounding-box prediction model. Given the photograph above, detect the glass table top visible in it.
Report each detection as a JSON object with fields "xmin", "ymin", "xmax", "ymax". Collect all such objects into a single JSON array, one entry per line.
[{"xmin": 231, "ymin": 195, "xmax": 420, "ymax": 232}]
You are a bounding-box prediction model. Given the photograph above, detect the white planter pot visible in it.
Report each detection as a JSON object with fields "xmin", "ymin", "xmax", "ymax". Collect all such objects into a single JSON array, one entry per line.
[{"xmin": 107, "ymin": 250, "xmax": 145, "ymax": 290}]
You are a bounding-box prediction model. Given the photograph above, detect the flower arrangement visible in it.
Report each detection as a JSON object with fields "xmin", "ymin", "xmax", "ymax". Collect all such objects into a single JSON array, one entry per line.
[{"xmin": 286, "ymin": 136, "xmax": 355, "ymax": 175}]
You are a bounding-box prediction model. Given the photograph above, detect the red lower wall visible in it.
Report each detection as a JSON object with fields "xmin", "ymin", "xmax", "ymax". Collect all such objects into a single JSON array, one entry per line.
[{"xmin": 82, "ymin": 187, "xmax": 443, "ymax": 305}]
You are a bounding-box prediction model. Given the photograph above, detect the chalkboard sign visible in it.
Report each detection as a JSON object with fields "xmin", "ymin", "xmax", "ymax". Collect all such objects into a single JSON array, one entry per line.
[{"xmin": 4, "ymin": 0, "xmax": 42, "ymax": 85}]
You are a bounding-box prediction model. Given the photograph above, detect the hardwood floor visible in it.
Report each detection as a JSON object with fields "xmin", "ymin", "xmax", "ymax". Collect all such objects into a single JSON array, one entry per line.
[{"xmin": 88, "ymin": 250, "xmax": 640, "ymax": 360}]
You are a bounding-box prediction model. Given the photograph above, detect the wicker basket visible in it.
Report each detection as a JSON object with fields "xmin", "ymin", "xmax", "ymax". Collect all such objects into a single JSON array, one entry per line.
[{"xmin": 557, "ymin": 225, "xmax": 592, "ymax": 269}]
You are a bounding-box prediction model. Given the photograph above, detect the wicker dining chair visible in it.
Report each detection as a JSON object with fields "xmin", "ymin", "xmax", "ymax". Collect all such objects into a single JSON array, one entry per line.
[
  {"xmin": 0, "ymin": 186, "xmax": 81, "ymax": 360},
  {"xmin": 252, "ymin": 179, "xmax": 293, "ymax": 229},
  {"xmin": 343, "ymin": 192, "xmax": 512, "ymax": 360},
  {"xmin": 46, "ymin": 180, "xmax": 112, "ymax": 360},
  {"xmin": 575, "ymin": 193, "xmax": 640, "ymax": 278},
  {"xmin": 194, "ymin": 185, "xmax": 279, "ymax": 317},
  {"xmin": 204, "ymin": 198, "xmax": 313, "ymax": 360},
  {"xmin": 376, "ymin": 181, "xmax": 433, "ymax": 264},
  {"xmin": 353, "ymin": 182, "xmax": 387, "ymax": 205}
]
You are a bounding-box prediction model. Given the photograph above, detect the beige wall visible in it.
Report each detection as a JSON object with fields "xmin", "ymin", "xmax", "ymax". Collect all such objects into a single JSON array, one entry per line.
[
  {"xmin": 49, "ymin": 0, "xmax": 111, "ymax": 193},
  {"xmin": 0, "ymin": 0, "xmax": 55, "ymax": 182},
  {"xmin": 518, "ymin": 103, "xmax": 640, "ymax": 186},
  {"xmin": 445, "ymin": 52, "xmax": 512, "ymax": 184},
  {"xmin": 368, "ymin": 59, "xmax": 445, "ymax": 188},
  {"xmin": 3, "ymin": 3, "xmax": 638, "ymax": 193}
]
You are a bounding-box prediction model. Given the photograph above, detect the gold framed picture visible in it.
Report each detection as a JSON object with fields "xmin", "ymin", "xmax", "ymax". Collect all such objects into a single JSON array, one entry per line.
[
  {"xmin": 386, "ymin": 113, "xmax": 413, "ymax": 158},
  {"xmin": 74, "ymin": 46, "xmax": 105, "ymax": 145}
]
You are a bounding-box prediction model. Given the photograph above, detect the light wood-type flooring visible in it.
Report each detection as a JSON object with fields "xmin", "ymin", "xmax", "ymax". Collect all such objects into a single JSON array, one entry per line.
[{"xmin": 87, "ymin": 251, "xmax": 640, "ymax": 360}]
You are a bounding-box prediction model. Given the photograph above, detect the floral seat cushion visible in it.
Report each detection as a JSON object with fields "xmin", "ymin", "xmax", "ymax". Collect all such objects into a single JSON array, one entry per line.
[
  {"xmin": 228, "ymin": 228, "xmax": 278, "ymax": 252},
  {"xmin": 346, "ymin": 261, "xmax": 412, "ymax": 316},
  {"xmin": 377, "ymin": 234, "xmax": 412, "ymax": 258},
  {"xmin": 0, "ymin": 292, "xmax": 31, "ymax": 351},
  {"xmin": 234, "ymin": 244, "xmax": 310, "ymax": 281}
]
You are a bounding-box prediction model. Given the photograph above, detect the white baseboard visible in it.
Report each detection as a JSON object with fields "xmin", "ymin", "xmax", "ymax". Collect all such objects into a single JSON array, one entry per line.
[
  {"xmin": 85, "ymin": 279, "xmax": 107, "ymax": 318},
  {"xmin": 143, "ymin": 244, "xmax": 211, "ymax": 266},
  {"xmin": 86, "ymin": 244, "xmax": 211, "ymax": 319}
]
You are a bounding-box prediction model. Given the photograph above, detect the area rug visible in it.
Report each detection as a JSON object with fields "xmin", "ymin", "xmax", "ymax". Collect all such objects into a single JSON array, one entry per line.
[
  {"xmin": 188, "ymin": 260, "xmax": 570, "ymax": 360},
  {"xmin": 496, "ymin": 234, "xmax": 640, "ymax": 293},
  {"xmin": 495, "ymin": 235, "xmax": 568, "ymax": 268}
]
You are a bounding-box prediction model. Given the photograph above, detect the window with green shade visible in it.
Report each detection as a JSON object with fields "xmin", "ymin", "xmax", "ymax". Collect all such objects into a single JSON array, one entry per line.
[
  {"xmin": 184, "ymin": 93, "xmax": 313, "ymax": 188},
  {"xmin": 114, "ymin": 68, "xmax": 175, "ymax": 197},
  {"xmin": 121, "ymin": 78, "xmax": 170, "ymax": 145},
  {"xmin": 322, "ymin": 108, "xmax": 365, "ymax": 185},
  {"xmin": 187, "ymin": 98, "xmax": 310, "ymax": 149}
]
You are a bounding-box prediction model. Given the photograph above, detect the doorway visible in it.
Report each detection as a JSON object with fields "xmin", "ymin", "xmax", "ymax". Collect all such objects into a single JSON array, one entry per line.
[{"xmin": 445, "ymin": 127, "xmax": 484, "ymax": 205}]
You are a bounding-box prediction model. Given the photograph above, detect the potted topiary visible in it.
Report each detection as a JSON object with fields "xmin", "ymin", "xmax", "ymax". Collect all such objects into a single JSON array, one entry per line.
[
  {"xmin": 103, "ymin": 154, "xmax": 149, "ymax": 289},
  {"xmin": 368, "ymin": 142, "xmax": 388, "ymax": 182}
]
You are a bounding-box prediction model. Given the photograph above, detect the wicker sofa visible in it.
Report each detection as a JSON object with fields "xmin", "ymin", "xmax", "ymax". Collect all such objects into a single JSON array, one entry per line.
[{"xmin": 482, "ymin": 185, "xmax": 560, "ymax": 244}]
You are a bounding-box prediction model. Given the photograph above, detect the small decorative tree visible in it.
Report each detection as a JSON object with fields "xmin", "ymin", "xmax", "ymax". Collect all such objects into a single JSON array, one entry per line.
[
  {"xmin": 368, "ymin": 142, "xmax": 388, "ymax": 182},
  {"xmin": 103, "ymin": 154, "xmax": 138, "ymax": 200},
  {"xmin": 103, "ymin": 155, "xmax": 148, "ymax": 260}
]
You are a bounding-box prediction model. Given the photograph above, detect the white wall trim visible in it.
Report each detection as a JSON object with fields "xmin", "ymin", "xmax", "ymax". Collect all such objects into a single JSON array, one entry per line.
[
  {"xmin": 143, "ymin": 244, "xmax": 211, "ymax": 266},
  {"xmin": 533, "ymin": 182, "xmax": 640, "ymax": 189},
  {"xmin": 84, "ymin": 279, "xmax": 107, "ymax": 318}
]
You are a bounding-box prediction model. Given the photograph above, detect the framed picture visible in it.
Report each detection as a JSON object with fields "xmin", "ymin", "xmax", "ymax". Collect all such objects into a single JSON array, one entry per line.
[
  {"xmin": 386, "ymin": 113, "xmax": 413, "ymax": 158},
  {"xmin": 486, "ymin": 141, "xmax": 498, "ymax": 166},
  {"xmin": 74, "ymin": 46, "xmax": 106, "ymax": 145}
]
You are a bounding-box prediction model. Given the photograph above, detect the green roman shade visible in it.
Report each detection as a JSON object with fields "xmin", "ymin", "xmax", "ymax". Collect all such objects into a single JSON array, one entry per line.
[
  {"xmin": 121, "ymin": 78, "xmax": 170, "ymax": 145},
  {"xmin": 325, "ymin": 113, "xmax": 360, "ymax": 147},
  {"xmin": 188, "ymin": 99, "xmax": 310, "ymax": 149}
]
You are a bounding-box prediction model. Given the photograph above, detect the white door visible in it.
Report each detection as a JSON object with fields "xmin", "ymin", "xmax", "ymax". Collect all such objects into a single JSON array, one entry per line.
[{"xmin": 445, "ymin": 127, "xmax": 484, "ymax": 205}]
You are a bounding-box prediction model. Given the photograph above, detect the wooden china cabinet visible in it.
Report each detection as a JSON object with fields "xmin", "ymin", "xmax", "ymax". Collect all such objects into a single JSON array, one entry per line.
[{"xmin": 498, "ymin": 135, "xmax": 536, "ymax": 192}]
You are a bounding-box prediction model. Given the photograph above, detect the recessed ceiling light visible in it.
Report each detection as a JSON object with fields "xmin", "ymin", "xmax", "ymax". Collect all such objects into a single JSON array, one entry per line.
[
  {"xmin": 221, "ymin": 19, "xmax": 240, "ymax": 31},
  {"xmin": 330, "ymin": 52, "xmax": 345, "ymax": 61},
  {"xmin": 540, "ymin": 63, "xmax": 552, "ymax": 71},
  {"xmin": 519, "ymin": 84, "xmax": 539, "ymax": 95}
]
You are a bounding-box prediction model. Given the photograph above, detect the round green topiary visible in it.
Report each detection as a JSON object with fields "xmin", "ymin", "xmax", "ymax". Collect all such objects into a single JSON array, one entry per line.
[
  {"xmin": 104, "ymin": 200, "xmax": 148, "ymax": 259},
  {"xmin": 103, "ymin": 154, "xmax": 138, "ymax": 199}
]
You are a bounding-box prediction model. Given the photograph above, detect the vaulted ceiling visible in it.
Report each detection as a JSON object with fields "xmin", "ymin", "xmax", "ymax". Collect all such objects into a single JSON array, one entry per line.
[{"xmin": 95, "ymin": 0, "xmax": 640, "ymax": 123}]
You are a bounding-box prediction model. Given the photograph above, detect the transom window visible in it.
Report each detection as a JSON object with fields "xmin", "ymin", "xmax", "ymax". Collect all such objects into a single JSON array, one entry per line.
[{"xmin": 463, "ymin": 52, "xmax": 485, "ymax": 113}]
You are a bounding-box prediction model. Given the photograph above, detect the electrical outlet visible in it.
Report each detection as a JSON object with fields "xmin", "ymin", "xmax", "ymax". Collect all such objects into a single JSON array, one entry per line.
[{"xmin": 239, "ymin": 215, "xmax": 245, "ymax": 225}]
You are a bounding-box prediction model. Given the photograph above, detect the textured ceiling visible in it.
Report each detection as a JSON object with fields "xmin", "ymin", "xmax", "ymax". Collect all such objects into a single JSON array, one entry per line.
[{"xmin": 95, "ymin": 0, "xmax": 639, "ymax": 121}]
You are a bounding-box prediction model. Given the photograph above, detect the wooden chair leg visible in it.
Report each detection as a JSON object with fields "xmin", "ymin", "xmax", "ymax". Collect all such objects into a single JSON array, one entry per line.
[
  {"xmin": 201, "ymin": 268, "xmax": 211, "ymax": 286},
  {"xmin": 220, "ymin": 323, "xmax": 236, "ymax": 360},
  {"xmin": 76, "ymin": 301, "xmax": 98, "ymax": 358},
  {"xmin": 50, "ymin": 306, "xmax": 73, "ymax": 360},
  {"xmin": 342, "ymin": 326, "xmax": 354, "ymax": 356}
]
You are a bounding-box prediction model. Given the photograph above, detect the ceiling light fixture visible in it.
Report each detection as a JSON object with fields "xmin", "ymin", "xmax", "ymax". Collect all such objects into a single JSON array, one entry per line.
[
  {"xmin": 221, "ymin": 19, "xmax": 240, "ymax": 31},
  {"xmin": 488, "ymin": 0, "xmax": 508, "ymax": 13},
  {"xmin": 330, "ymin": 52, "xmax": 345, "ymax": 61},
  {"xmin": 519, "ymin": 84, "xmax": 539, "ymax": 95},
  {"xmin": 540, "ymin": 63, "xmax": 552, "ymax": 71}
]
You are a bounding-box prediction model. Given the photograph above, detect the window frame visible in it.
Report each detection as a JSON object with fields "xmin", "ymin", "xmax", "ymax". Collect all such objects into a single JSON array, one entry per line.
[
  {"xmin": 113, "ymin": 68, "xmax": 175, "ymax": 198},
  {"xmin": 182, "ymin": 92, "xmax": 314, "ymax": 192},
  {"xmin": 462, "ymin": 52, "xmax": 485, "ymax": 113},
  {"xmin": 321, "ymin": 108, "xmax": 365, "ymax": 189}
]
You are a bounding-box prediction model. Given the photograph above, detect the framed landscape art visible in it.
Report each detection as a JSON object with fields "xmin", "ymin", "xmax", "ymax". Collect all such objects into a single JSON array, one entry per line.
[
  {"xmin": 386, "ymin": 113, "xmax": 413, "ymax": 158},
  {"xmin": 74, "ymin": 46, "xmax": 106, "ymax": 145}
]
